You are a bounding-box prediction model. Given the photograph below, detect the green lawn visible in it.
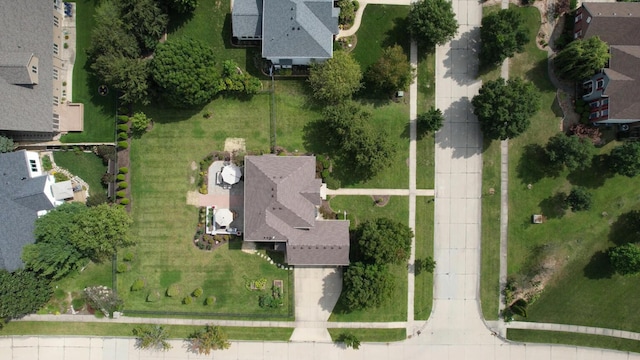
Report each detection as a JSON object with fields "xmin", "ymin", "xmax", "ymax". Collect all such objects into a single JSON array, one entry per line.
[
  {"xmin": 503, "ymin": 6, "xmax": 640, "ymax": 333},
  {"xmin": 328, "ymin": 328, "xmax": 406, "ymax": 342},
  {"xmin": 53, "ymin": 151, "xmax": 107, "ymax": 197},
  {"xmin": 416, "ymin": 49, "xmax": 436, "ymax": 190},
  {"xmin": 61, "ymin": 0, "xmax": 116, "ymax": 143},
  {"xmin": 328, "ymin": 196, "xmax": 408, "ymax": 322},
  {"xmin": 1, "ymin": 322, "xmax": 293, "ymax": 341},
  {"xmin": 508, "ymin": 329, "xmax": 640, "ymax": 354},
  {"xmin": 414, "ymin": 197, "xmax": 434, "ymax": 320}
]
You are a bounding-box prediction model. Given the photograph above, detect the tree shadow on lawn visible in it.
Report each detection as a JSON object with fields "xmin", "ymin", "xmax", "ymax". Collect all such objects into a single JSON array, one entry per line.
[
  {"xmin": 608, "ymin": 211, "xmax": 640, "ymax": 246},
  {"xmin": 516, "ymin": 144, "xmax": 557, "ymax": 185},
  {"xmin": 382, "ymin": 16, "xmax": 411, "ymax": 51},
  {"xmin": 567, "ymin": 154, "xmax": 612, "ymax": 189},
  {"xmin": 583, "ymin": 250, "xmax": 615, "ymax": 280},
  {"xmin": 81, "ymin": 60, "xmax": 117, "ymax": 116},
  {"xmin": 525, "ymin": 58, "xmax": 554, "ymax": 93},
  {"xmin": 538, "ymin": 192, "xmax": 567, "ymax": 219}
]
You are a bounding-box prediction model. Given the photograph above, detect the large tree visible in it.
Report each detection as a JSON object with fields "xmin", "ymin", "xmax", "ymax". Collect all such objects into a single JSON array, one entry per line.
[
  {"xmin": 566, "ymin": 186, "xmax": 593, "ymax": 212},
  {"xmin": 92, "ymin": 55, "xmax": 150, "ymax": 105},
  {"xmin": 163, "ymin": 0, "xmax": 198, "ymax": 14},
  {"xmin": 151, "ymin": 38, "xmax": 222, "ymax": 108},
  {"xmin": 479, "ymin": 9, "xmax": 528, "ymax": 67},
  {"xmin": 417, "ymin": 107, "xmax": 444, "ymax": 138},
  {"xmin": 355, "ymin": 218, "xmax": 413, "ymax": 265},
  {"xmin": 608, "ymin": 243, "xmax": 640, "ymax": 275},
  {"xmin": 69, "ymin": 204, "xmax": 134, "ymax": 262},
  {"xmin": 133, "ymin": 325, "xmax": 172, "ymax": 351},
  {"xmin": 609, "ymin": 141, "xmax": 640, "ymax": 177},
  {"xmin": 0, "ymin": 270, "xmax": 52, "ymax": 320},
  {"xmin": 187, "ymin": 325, "xmax": 231, "ymax": 355},
  {"xmin": 365, "ymin": 45, "xmax": 416, "ymax": 95},
  {"xmin": 554, "ymin": 37, "xmax": 610, "ymax": 82},
  {"xmin": 471, "ymin": 77, "xmax": 540, "ymax": 140},
  {"xmin": 120, "ymin": 0, "xmax": 169, "ymax": 52},
  {"xmin": 545, "ymin": 133, "xmax": 595, "ymax": 171},
  {"xmin": 342, "ymin": 262, "xmax": 394, "ymax": 310},
  {"xmin": 86, "ymin": 1, "xmax": 140, "ymax": 61},
  {"xmin": 308, "ymin": 51, "xmax": 362, "ymax": 103},
  {"xmin": 407, "ymin": 0, "xmax": 459, "ymax": 48}
]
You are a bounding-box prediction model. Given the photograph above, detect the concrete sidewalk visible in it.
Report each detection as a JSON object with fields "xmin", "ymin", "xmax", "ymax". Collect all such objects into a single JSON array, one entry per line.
[
  {"xmin": 507, "ymin": 321, "xmax": 640, "ymax": 341},
  {"xmin": 325, "ymin": 189, "xmax": 434, "ymax": 196}
]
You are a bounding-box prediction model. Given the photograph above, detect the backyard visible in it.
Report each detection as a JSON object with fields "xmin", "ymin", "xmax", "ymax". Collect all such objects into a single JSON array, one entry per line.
[{"xmin": 53, "ymin": 150, "xmax": 107, "ymax": 198}]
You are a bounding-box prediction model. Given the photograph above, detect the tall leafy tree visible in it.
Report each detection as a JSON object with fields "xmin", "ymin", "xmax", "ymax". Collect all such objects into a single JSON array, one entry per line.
[
  {"xmin": 545, "ymin": 133, "xmax": 595, "ymax": 171},
  {"xmin": 163, "ymin": 0, "xmax": 198, "ymax": 14},
  {"xmin": 554, "ymin": 37, "xmax": 610, "ymax": 82},
  {"xmin": 0, "ymin": 135, "xmax": 14, "ymax": 153},
  {"xmin": 610, "ymin": 141, "xmax": 640, "ymax": 177},
  {"xmin": 566, "ymin": 186, "xmax": 593, "ymax": 211},
  {"xmin": 120, "ymin": 0, "xmax": 169, "ymax": 52},
  {"xmin": 69, "ymin": 204, "xmax": 134, "ymax": 262},
  {"xmin": 308, "ymin": 51, "xmax": 362, "ymax": 103},
  {"xmin": 417, "ymin": 107, "xmax": 444, "ymax": 138},
  {"xmin": 151, "ymin": 38, "xmax": 222, "ymax": 108},
  {"xmin": 365, "ymin": 45, "xmax": 416, "ymax": 95},
  {"xmin": 187, "ymin": 325, "xmax": 231, "ymax": 354},
  {"xmin": 133, "ymin": 325, "xmax": 172, "ymax": 351},
  {"xmin": 608, "ymin": 243, "xmax": 640, "ymax": 275},
  {"xmin": 86, "ymin": 1, "xmax": 140, "ymax": 61},
  {"xmin": 408, "ymin": 0, "xmax": 459, "ymax": 48},
  {"xmin": 342, "ymin": 262, "xmax": 394, "ymax": 310},
  {"xmin": 0, "ymin": 270, "xmax": 52, "ymax": 320},
  {"xmin": 471, "ymin": 77, "xmax": 540, "ymax": 140},
  {"xmin": 480, "ymin": 9, "xmax": 528, "ymax": 67},
  {"xmin": 355, "ymin": 218, "xmax": 414, "ymax": 265},
  {"xmin": 92, "ymin": 55, "xmax": 151, "ymax": 105}
]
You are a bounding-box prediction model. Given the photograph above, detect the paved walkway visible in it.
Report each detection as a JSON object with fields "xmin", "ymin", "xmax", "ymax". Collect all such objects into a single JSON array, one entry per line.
[
  {"xmin": 507, "ymin": 321, "xmax": 640, "ymax": 341},
  {"xmin": 406, "ymin": 38, "xmax": 418, "ymax": 334},
  {"xmin": 325, "ymin": 188, "xmax": 434, "ymax": 196}
]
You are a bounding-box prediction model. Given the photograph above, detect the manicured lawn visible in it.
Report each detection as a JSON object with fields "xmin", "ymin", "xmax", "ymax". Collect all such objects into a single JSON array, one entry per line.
[
  {"xmin": 414, "ymin": 197, "xmax": 434, "ymax": 320},
  {"xmin": 53, "ymin": 151, "xmax": 107, "ymax": 197},
  {"xmin": 328, "ymin": 196, "xmax": 408, "ymax": 322},
  {"xmin": 503, "ymin": 5, "xmax": 640, "ymax": 333},
  {"xmin": 2, "ymin": 322, "xmax": 293, "ymax": 341},
  {"xmin": 507, "ymin": 329, "xmax": 640, "ymax": 354},
  {"xmin": 416, "ymin": 49, "xmax": 436, "ymax": 190},
  {"xmin": 274, "ymin": 79, "xmax": 320, "ymax": 153},
  {"xmin": 328, "ymin": 328, "xmax": 406, "ymax": 342},
  {"xmin": 61, "ymin": 0, "xmax": 116, "ymax": 143}
]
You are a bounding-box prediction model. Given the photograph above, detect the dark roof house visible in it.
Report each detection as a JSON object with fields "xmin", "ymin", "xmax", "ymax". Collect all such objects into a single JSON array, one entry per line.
[
  {"xmin": 0, "ymin": 150, "xmax": 57, "ymax": 271},
  {"xmin": 575, "ymin": 2, "xmax": 640, "ymax": 124},
  {"xmin": 232, "ymin": 0, "xmax": 339, "ymax": 67},
  {"xmin": 243, "ymin": 155, "xmax": 350, "ymax": 266}
]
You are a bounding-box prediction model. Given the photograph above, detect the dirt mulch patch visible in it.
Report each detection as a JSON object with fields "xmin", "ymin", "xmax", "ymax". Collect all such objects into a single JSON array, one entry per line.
[{"xmin": 372, "ymin": 195, "xmax": 390, "ymax": 207}]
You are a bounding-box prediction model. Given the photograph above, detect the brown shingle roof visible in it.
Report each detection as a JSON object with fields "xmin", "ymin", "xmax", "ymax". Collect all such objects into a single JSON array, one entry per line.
[
  {"xmin": 582, "ymin": 3, "xmax": 640, "ymax": 45},
  {"xmin": 243, "ymin": 155, "xmax": 349, "ymax": 266},
  {"xmin": 602, "ymin": 46, "xmax": 640, "ymax": 120}
]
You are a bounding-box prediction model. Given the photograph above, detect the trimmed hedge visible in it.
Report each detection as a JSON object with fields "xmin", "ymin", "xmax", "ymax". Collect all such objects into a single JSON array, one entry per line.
[
  {"xmin": 116, "ymin": 263, "xmax": 128, "ymax": 273},
  {"xmin": 118, "ymin": 141, "xmax": 128, "ymax": 149},
  {"xmin": 205, "ymin": 296, "xmax": 216, "ymax": 306},
  {"xmin": 116, "ymin": 174, "xmax": 126, "ymax": 181},
  {"xmin": 117, "ymin": 115, "xmax": 129, "ymax": 124},
  {"xmin": 119, "ymin": 167, "xmax": 128, "ymax": 174},
  {"xmin": 116, "ymin": 190, "xmax": 126, "ymax": 198},
  {"xmin": 117, "ymin": 124, "xmax": 129, "ymax": 132},
  {"xmin": 120, "ymin": 198, "xmax": 130, "ymax": 205},
  {"xmin": 118, "ymin": 182, "xmax": 128, "ymax": 189},
  {"xmin": 166, "ymin": 284, "xmax": 181, "ymax": 297},
  {"xmin": 182, "ymin": 296, "xmax": 192, "ymax": 305},
  {"xmin": 118, "ymin": 132, "xmax": 128, "ymax": 140},
  {"xmin": 192, "ymin": 287, "xmax": 203, "ymax": 298},
  {"xmin": 131, "ymin": 278, "xmax": 145, "ymax": 291}
]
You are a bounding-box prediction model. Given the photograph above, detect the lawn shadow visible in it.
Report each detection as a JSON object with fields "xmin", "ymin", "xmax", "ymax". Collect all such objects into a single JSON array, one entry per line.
[
  {"xmin": 81, "ymin": 60, "xmax": 117, "ymax": 115},
  {"xmin": 382, "ymin": 16, "xmax": 411, "ymax": 51},
  {"xmin": 166, "ymin": 10, "xmax": 195, "ymax": 34},
  {"xmin": 567, "ymin": 154, "xmax": 612, "ymax": 189},
  {"xmin": 608, "ymin": 211, "xmax": 640, "ymax": 246},
  {"xmin": 538, "ymin": 192, "xmax": 567, "ymax": 219},
  {"xmin": 516, "ymin": 144, "xmax": 556, "ymax": 184},
  {"xmin": 583, "ymin": 250, "xmax": 614, "ymax": 280},
  {"xmin": 302, "ymin": 119, "xmax": 333, "ymax": 155},
  {"xmin": 438, "ymin": 97, "xmax": 481, "ymax": 159},
  {"xmin": 525, "ymin": 58, "xmax": 554, "ymax": 92},
  {"xmin": 441, "ymin": 27, "xmax": 480, "ymax": 85},
  {"xmin": 141, "ymin": 101, "xmax": 204, "ymax": 124}
]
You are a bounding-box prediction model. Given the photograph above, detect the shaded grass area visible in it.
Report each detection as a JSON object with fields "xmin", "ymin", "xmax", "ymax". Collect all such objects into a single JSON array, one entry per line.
[
  {"xmin": 416, "ymin": 49, "xmax": 436, "ymax": 190},
  {"xmin": 275, "ymin": 80, "xmax": 319, "ymax": 153},
  {"xmin": 62, "ymin": 0, "xmax": 116, "ymax": 143},
  {"xmin": 414, "ymin": 197, "xmax": 434, "ymax": 320},
  {"xmin": 52, "ymin": 262, "xmax": 112, "ymax": 299},
  {"xmin": 480, "ymin": 139, "xmax": 501, "ymax": 321},
  {"xmin": 328, "ymin": 196, "xmax": 408, "ymax": 322},
  {"xmin": 504, "ymin": 6, "xmax": 640, "ymax": 333},
  {"xmin": 1, "ymin": 322, "xmax": 293, "ymax": 341},
  {"xmin": 53, "ymin": 151, "xmax": 107, "ymax": 197},
  {"xmin": 507, "ymin": 329, "xmax": 640, "ymax": 354},
  {"xmin": 328, "ymin": 328, "xmax": 406, "ymax": 342}
]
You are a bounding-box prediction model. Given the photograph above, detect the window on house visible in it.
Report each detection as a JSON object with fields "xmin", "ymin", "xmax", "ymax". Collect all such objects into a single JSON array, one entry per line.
[
  {"xmin": 575, "ymin": 13, "xmax": 582, "ymax": 22},
  {"xmin": 587, "ymin": 16, "xmax": 592, "ymax": 23},
  {"xmin": 602, "ymin": 98, "xmax": 609, "ymax": 105},
  {"xmin": 53, "ymin": 96, "xmax": 59, "ymax": 106},
  {"xmin": 53, "ymin": 113, "xmax": 59, "ymax": 125},
  {"xmin": 596, "ymin": 79, "xmax": 605, "ymax": 89},
  {"xmin": 53, "ymin": 68, "xmax": 58, "ymax": 80},
  {"xmin": 31, "ymin": 66, "xmax": 37, "ymax": 74},
  {"xmin": 574, "ymin": 30, "xmax": 582, "ymax": 39},
  {"xmin": 590, "ymin": 101, "xmax": 599, "ymax": 108},
  {"xmin": 589, "ymin": 111, "xmax": 599, "ymax": 120},
  {"xmin": 29, "ymin": 159, "xmax": 38, "ymax": 172},
  {"xmin": 601, "ymin": 109, "xmax": 609, "ymax": 117},
  {"xmin": 53, "ymin": 15, "xmax": 59, "ymax": 27},
  {"xmin": 53, "ymin": 43, "xmax": 59, "ymax": 55}
]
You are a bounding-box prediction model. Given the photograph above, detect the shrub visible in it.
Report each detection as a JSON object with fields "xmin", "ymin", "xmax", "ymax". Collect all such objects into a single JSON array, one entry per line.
[
  {"xmin": 166, "ymin": 284, "xmax": 181, "ymax": 297},
  {"xmin": 146, "ymin": 290, "xmax": 160, "ymax": 302},
  {"xmin": 123, "ymin": 251, "xmax": 134, "ymax": 262},
  {"xmin": 120, "ymin": 198, "xmax": 130, "ymax": 205},
  {"xmin": 205, "ymin": 296, "xmax": 216, "ymax": 306},
  {"xmin": 118, "ymin": 132, "xmax": 128, "ymax": 140},
  {"xmin": 96, "ymin": 145, "xmax": 116, "ymax": 163},
  {"xmin": 71, "ymin": 297, "xmax": 85, "ymax": 310},
  {"xmin": 199, "ymin": 185, "xmax": 207, "ymax": 194},
  {"xmin": 102, "ymin": 173, "xmax": 115, "ymax": 185},
  {"xmin": 54, "ymin": 172, "xmax": 69, "ymax": 182},
  {"xmin": 131, "ymin": 278, "xmax": 145, "ymax": 292},
  {"xmin": 510, "ymin": 298, "xmax": 528, "ymax": 317},
  {"xmin": 118, "ymin": 141, "xmax": 128, "ymax": 149},
  {"xmin": 337, "ymin": 332, "xmax": 361, "ymax": 350},
  {"xmin": 117, "ymin": 124, "xmax": 129, "ymax": 132},
  {"xmin": 116, "ymin": 174, "xmax": 126, "ymax": 181},
  {"xmin": 192, "ymin": 287, "xmax": 203, "ymax": 298},
  {"xmin": 119, "ymin": 167, "xmax": 129, "ymax": 174},
  {"xmin": 116, "ymin": 190, "xmax": 126, "ymax": 198},
  {"xmin": 118, "ymin": 115, "xmax": 130, "ymax": 124},
  {"xmin": 86, "ymin": 192, "xmax": 109, "ymax": 207},
  {"xmin": 117, "ymin": 263, "xmax": 128, "ymax": 273},
  {"xmin": 41, "ymin": 155, "xmax": 53, "ymax": 171},
  {"xmin": 118, "ymin": 182, "xmax": 128, "ymax": 189},
  {"xmin": 183, "ymin": 296, "xmax": 192, "ymax": 305},
  {"xmin": 566, "ymin": 186, "xmax": 592, "ymax": 211},
  {"xmin": 324, "ymin": 175, "xmax": 341, "ymax": 190}
]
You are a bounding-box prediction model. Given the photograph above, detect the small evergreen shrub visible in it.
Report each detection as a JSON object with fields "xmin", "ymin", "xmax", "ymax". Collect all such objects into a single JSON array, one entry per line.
[
  {"xmin": 116, "ymin": 190, "xmax": 126, "ymax": 198},
  {"xmin": 120, "ymin": 198, "xmax": 130, "ymax": 205},
  {"xmin": 118, "ymin": 132, "xmax": 128, "ymax": 140},
  {"xmin": 118, "ymin": 141, "xmax": 128, "ymax": 149},
  {"xmin": 182, "ymin": 296, "xmax": 192, "ymax": 305},
  {"xmin": 116, "ymin": 263, "xmax": 128, "ymax": 273},
  {"xmin": 123, "ymin": 251, "xmax": 134, "ymax": 262},
  {"xmin": 131, "ymin": 278, "xmax": 145, "ymax": 291},
  {"xmin": 192, "ymin": 287, "xmax": 203, "ymax": 298},
  {"xmin": 205, "ymin": 296, "xmax": 216, "ymax": 306},
  {"xmin": 116, "ymin": 174, "xmax": 126, "ymax": 181},
  {"xmin": 117, "ymin": 124, "xmax": 129, "ymax": 132},
  {"xmin": 166, "ymin": 284, "xmax": 181, "ymax": 297},
  {"xmin": 118, "ymin": 182, "xmax": 128, "ymax": 189},
  {"xmin": 118, "ymin": 115, "xmax": 130, "ymax": 124},
  {"xmin": 510, "ymin": 299, "xmax": 528, "ymax": 318},
  {"xmin": 119, "ymin": 167, "xmax": 128, "ymax": 174}
]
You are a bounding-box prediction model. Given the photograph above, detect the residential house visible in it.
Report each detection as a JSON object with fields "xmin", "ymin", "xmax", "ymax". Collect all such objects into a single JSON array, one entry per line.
[
  {"xmin": 0, "ymin": 150, "xmax": 64, "ymax": 272},
  {"xmin": 232, "ymin": 0, "xmax": 340, "ymax": 68},
  {"xmin": 243, "ymin": 155, "xmax": 350, "ymax": 266},
  {"xmin": 574, "ymin": 2, "xmax": 640, "ymax": 124},
  {"xmin": 0, "ymin": 0, "xmax": 83, "ymax": 141}
]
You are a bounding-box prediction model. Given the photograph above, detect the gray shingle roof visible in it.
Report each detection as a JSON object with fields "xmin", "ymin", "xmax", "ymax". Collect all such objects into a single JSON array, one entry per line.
[
  {"xmin": 261, "ymin": 0, "xmax": 338, "ymax": 60},
  {"xmin": 232, "ymin": 0, "xmax": 263, "ymax": 37},
  {"xmin": 582, "ymin": 3, "xmax": 640, "ymax": 45},
  {"xmin": 0, "ymin": 150, "xmax": 55, "ymax": 271},
  {"xmin": 602, "ymin": 46, "xmax": 640, "ymax": 120},
  {"xmin": 0, "ymin": 52, "xmax": 35, "ymax": 85},
  {"xmin": 243, "ymin": 155, "xmax": 350, "ymax": 266},
  {"xmin": 0, "ymin": 0, "xmax": 54, "ymax": 133}
]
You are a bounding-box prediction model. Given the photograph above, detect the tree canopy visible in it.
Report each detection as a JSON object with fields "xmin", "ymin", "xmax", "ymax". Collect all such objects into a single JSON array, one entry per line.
[
  {"xmin": 92, "ymin": 55, "xmax": 151, "ymax": 105},
  {"xmin": 133, "ymin": 325, "xmax": 172, "ymax": 351},
  {"xmin": 554, "ymin": 36, "xmax": 610, "ymax": 82},
  {"xmin": 608, "ymin": 243, "xmax": 640, "ymax": 275},
  {"xmin": 163, "ymin": 0, "xmax": 198, "ymax": 14},
  {"xmin": 609, "ymin": 141, "xmax": 640, "ymax": 177},
  {"xmin": 86, "ymin": 1, "xmax": 141, "ymax": 62},
  {"xmin": 187, "ymin": 325, "xmax": 231, "ymax": 354},
  {"xmin": 365, "ymin": 45, "xmax": 415, "ymax": 95},
  {"xmin": 151, "ymin": 38, "xmax": 222, "ymax": 108},
  {"xmin": 355, "ymin": 218, "xmax": 414, "ymax": 265},
  {"xmin": 0, "ymin": 135, "xmax": 14, "ymax": 153},
  {"xmin": 417, "ymin": 107, "xmax": 444, "ymax": 138},
  {"xmin": 545, "ymin": 133, "xmax": 595, "ymax": 171},
  {"xmin": 219, "ymin": 60, "xmax": 262, "ymax": 96},
  {"xmin": 120, "ymin": 0, "xmax": 169, "ymax": 52},
  {"xmin": 479, "ymin": 9, "xmax": 528, "ymax": 67},
  {"xmin": 70, "ymin": 204, "xmax": 134, "ymax": 262},
  {"xmin": 308, "ymin": 51, "xmax": 362, "ymax": 103},
  {"xmin": 566, "ymin": 186, "xmax": 593, "ymax": 211},
  {"xmin": 471, "ymin": 77, "xmax": 540, "ymax": 140},
  {"xmin": 407, "ymin": 0, "xmax": 458, "ymax": 48},
  {"xmin": 0, "ymin": 270, "xmax": 52, "ymax": 320},
  {"xmin": 342, "ymin": 262, "xmax": 395, "ymax": 310}
]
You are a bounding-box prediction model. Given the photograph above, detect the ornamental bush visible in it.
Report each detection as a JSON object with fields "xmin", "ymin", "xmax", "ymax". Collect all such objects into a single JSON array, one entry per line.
[
  {"xmin": 118, "ymin": 115, "xmax": 130, "ymax": 124},
  {"xmin": 166, "ymin": 284, "xmax": 181, "ymax": 297},
  {"xmin": 120, "ymin": 198, "xmax": 130, "ymax": 205},
  {"xmin": 116, "ymin": 190, "xmax": 126, "ymax": 198},
  {"xmin": 119, "ymin": 167, "xmax": 129, "ymax": 174},
  {"xmin": 182, "ymin": 296, "xmax": 192, "ymax": 305},
  {"xmin": 192, "ymin": 287, "xmax": 203, "ymax": 298},
  {"xmin": 117, "ymin": 124, "xmax": 129, "ymax": 132},
  {"xmin": 123, "ymin": 251, "xmax": 134, "ymax": 262},
  {"xmin": 118, "ymin": 182, "xmax": 128, "ymax": 189},
  {"xmin": 117, "ymin": 263, "xmax": 128, "ymax": 273},
  {"xmin": 131, "ymin": 278, "xmax": 145, "ymax": 291},
  {"xmin": 116, "ymin": 174, "xmax": 126, "ymax": 181},
  {"xmin": 205, "ymin": 296, "xmax": 216, "ymax": 306},
  {"xmin": 118, "ymin": 141, "xmax": 128, "ymax": 149},
  {"xmin": 118, "ymin": 132, "xmax": 128, "ymax": 140},
  {"xmin": 146, "ymin": 290, "xmax": 160, "ymax": 302}
]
